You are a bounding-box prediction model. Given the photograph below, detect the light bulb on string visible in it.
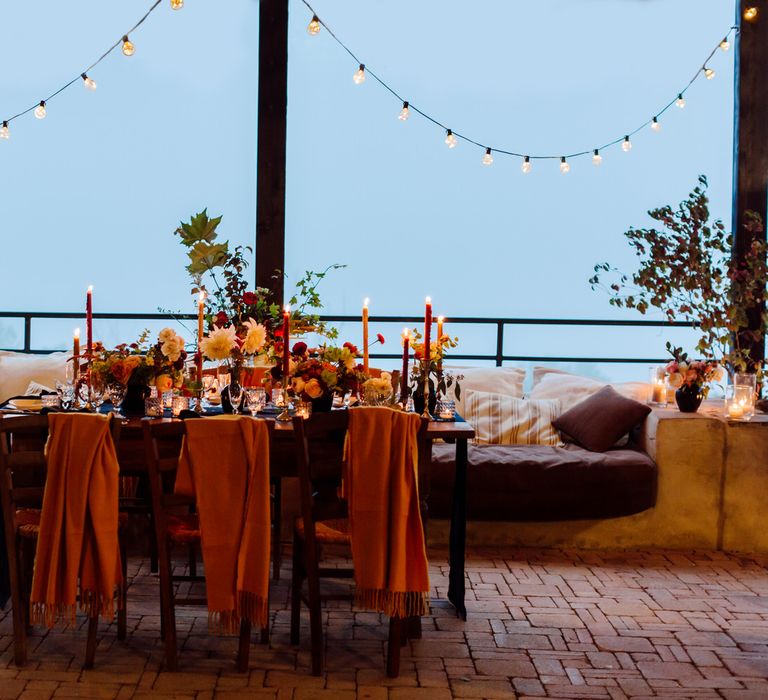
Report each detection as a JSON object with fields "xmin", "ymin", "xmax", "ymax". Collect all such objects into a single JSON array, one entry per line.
[
  {"xmin": 122, "ymin": 36, "xmax": 135, "ymax": 56},
  {"xmin": 398, "ymin": 101, "xmax": 409, "ymax": 121},
  {"xmin": 720, "ymin": 37, "xmax": 730, "ymax": 51},
  {"xmin": 0, "ymin": 121, "xmax": 8, "ymax": 140},
  {"xmin": 482, "ymin": 148, "xmax": 493, "ymax": 166},
  {"xmin": 521, "ymin": 156, "xmax": 532, "ymax": 174},
  {"xmin": 34, "ymin": 101, "xmax": 46, "ymax": 119},
  {"xmin": 592, "ymin": 149, "xmax": 602, "ymax": 166},
  {"xmin": 170, "ymin": 0, "xmax": 183, "ymax": 9},
  {"xmin": 676, "ymin": 93, "xmax": 686, "ymax": 109},
  {"xmin": 651, "ymin": 117, "xmax": 661, "ymax": 132},
  {"xmin": 307, "ymin": 15, "xmax": 321, "ymax": 35},
  {"xmin": 81, "ymin": 73, "xmax": 97, "ymax": 91},
  {"xmin": 445, "ymin": 129, "xmax": 457, "ymax": 149},
  {"xmin": 560, "ymin": 157, "xmax": 570, "ymax": 174},
  {"xmin": 704, "ymin": 67, "xmax": 715, "ymax": 80},
  {"xmin": 352, "ymin": 64, "xmax": 366, "ymax": 84},
  {"xmin": 744, "ymin": 6, "xmax": 758, "ymax": 22},
  {"xmin": 622, "ymin": 136, "xmax": 632, "ymax": 152}
]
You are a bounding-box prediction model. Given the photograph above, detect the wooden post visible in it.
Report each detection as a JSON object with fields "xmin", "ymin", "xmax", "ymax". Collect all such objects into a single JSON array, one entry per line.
[
  {"xmin": 732, "ymin": 1, "xmax": 768, "ymax": 370},
  {"xmin": 255, "ymin": 0, "xmax": 289, "ymax": 307}
]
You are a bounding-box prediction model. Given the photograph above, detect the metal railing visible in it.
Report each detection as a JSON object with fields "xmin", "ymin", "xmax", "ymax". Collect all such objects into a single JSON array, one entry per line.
[{"xmin": 0, "ymin": 310, "xmax": 695, "ymax": 365}]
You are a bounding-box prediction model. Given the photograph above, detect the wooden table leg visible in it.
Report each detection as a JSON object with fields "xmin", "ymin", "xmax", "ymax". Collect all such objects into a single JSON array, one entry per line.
[{"xmin": 447, "ymin": 437, "xmax": 467, "ymax": 620}]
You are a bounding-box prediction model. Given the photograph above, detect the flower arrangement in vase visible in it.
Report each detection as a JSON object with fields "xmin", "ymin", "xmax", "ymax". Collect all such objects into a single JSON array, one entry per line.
[
  {"xmin": 407, "ymin": 329, "xmax": 461, "ymax": 415},
  {"xmin": 664, "ymin": 344, "xmax": 724, "ymax": 413}
]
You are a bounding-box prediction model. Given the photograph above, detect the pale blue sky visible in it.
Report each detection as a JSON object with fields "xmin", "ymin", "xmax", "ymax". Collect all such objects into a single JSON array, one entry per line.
[{"xmin": 0, "ymin": 0, "xmax": 735, "ymax": 373}]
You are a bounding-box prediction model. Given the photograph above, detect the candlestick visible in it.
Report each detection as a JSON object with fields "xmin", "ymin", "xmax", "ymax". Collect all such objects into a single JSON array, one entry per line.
[
  {"xmin": 197, "ymin": 290, "xmax": 205, "ymax": 386},
  {"xmin": 282, "ymin": 305, "xmax": 291, "ymax": 381},
  {"xmin": 436, "ymin": 315, "xmax": 444, "ymax": 390},
  {"xmin": 86, "ymin": 285, "xmax": 93, "ymax": 360},
  {"xmin": 362, "ymin": 298, "xmax": 370, "ymax": 374},
  {"xmin": 73, "ymin": 328, "xmax": 81, "ymax": 383},
  {"xmin": 423, "ymin": 297, "xmax": 432, "ymax": 418},
  {"xmin": 401, "ymin": 328, "xmax": 410, "ymax": 404}
]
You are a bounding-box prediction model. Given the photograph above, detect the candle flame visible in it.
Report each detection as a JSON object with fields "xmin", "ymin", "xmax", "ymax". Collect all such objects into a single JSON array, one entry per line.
[
  {"xmin": 402, "ymin": 327, "xmax": 409, "ymax": 338},
  {"xmin": 74, "ymin": 328, "xmax": 80, "ymax": 339},
  {"xmin": 87, "ymin": 285, "xmax": 93, "ymax": 293},
  {"xmin": 363, "ymin": 297, "xmax": 369, "ymax": 308},
  {"xmin": 198, "ymin": 290, "xmax": 205, "ymax": 303},
  {"xmin": 425, "ymin": 296, "xmax": 431, "ymax": 304},
  {"xmin": 284, "ymin": 304, "xmax": 290, "ymax": 313},
  {"xmin": 437, "ymin": 315, "xmax": 445, "ymax": 323}
]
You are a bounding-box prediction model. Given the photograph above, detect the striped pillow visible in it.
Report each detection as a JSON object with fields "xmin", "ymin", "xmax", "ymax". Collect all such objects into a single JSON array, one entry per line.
[{"xmin": 464, "ymin": 390, "xmax": 563, "ymax": 446}]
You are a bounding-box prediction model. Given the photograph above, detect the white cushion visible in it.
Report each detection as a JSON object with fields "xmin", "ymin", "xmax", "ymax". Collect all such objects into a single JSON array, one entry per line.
[
  {"xmin": 443, "ymin": 365, "xmax": 526, "ymax": 418},
  {"xmin": 532, "ymin": 365, "xmax": 573, "ymax": 387},
  {"xmin": 528, "ymin": 373, "xmax": 650, "ymax": 411},
  {"xmin": 464, "ymin": 390, "xmax": 562, "ymax": 446},
  {"xmin": 0, "ymin": 352, "xmax": 68, "ymax": 404}
]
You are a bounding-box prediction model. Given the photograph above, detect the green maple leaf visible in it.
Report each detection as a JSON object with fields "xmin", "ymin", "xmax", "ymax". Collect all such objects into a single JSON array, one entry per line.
[
  {"xmin": 186, "ymin": 241, "xmax": 229, "ymax": 275},
  {"xmin": 177, "ymin": 209, "xmax": 223, "ymax": 247}
]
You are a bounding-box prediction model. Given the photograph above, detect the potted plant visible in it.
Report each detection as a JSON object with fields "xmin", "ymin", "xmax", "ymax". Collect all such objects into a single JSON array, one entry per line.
[
  {"xmin": 664, "ymin": 345, "xmax": 724, "ymax": 413},
  {"xmin": 407, "ymin": 329, "xmax": 461, "ymax": 415}
]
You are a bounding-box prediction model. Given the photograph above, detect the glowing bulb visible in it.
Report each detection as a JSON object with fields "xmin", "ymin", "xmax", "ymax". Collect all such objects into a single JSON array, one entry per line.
[
  {"xmin": 482, "ymin": 147, "xmax": 493, "ymax": 166},
  {"xmin": 592, "ymin": 149, "xmax": 602, "ymax": 166},
  {"xmin": 0, "ymin": 121, "xmax": 8, "ymax": 140},
  {"xmin": 122, "ymin": 36, "xmax": 135, "ymax": 56},
  {"xmin": 744, "ymin": 6, "xmax": 758, "ymax": 22},
  {"xmin": 560, "ymin": 157, "xmax": 570, "ymax": 174},
  {"xmin": 170, "ymin": 0, "xmax": 183, "ymax": 9},
  {"xmin": 81, "ymin": 73, "xmax": 97, "ymax": 91},
  {"xmin": 353, "ymin": 64, "xmax": 366, "ymax": 84},
  {"xmin": 676, "ymin": 93, "xmax": 686, "ymax": 109},
  {"xmin": 398, "ymin": 101, "xmax": 409, "ymax": 121},
  {"xmin": 521, "ymin": 156, "xmax": 532, "ymax": 174},
  {"xmin": 622, "ymin": 136, "xmax": 632, "ymax": 152},
  {"xmin": 445, "ymin": 129, "xmax": 457, "ymax": 148},
  {"xmin": 704, "ymin": 67, "xmax": 715, "ymax": 80},
  {"xmin": 720, "ymin": 37, "xmax": 730, "ymax": 51},
  {"xmin": 651, "ymin": 117, "xmax": 661, "ymax": 132},
  {"xmin": 34, "ymin": 101, "xmax": 46, "ymax": 120},
  {"xmin": 307, "ymin": 15, "xmax": 321, "ymax": 35}
]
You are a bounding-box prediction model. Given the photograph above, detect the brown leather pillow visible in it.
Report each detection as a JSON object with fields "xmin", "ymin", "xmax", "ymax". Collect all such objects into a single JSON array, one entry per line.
[{"xmin": 552, "ymin": 385, "xmax": 651, "ymax": 452}]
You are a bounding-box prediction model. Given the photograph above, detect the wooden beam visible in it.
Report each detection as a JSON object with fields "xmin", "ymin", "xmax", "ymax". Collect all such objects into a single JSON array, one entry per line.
[
  {"xmin": 255, "ymin": 0, "xmax": 289, "ymax": 307},
  {"xmin": 732, "ymin": 1, "xmax": 768, "ymax": 369}
]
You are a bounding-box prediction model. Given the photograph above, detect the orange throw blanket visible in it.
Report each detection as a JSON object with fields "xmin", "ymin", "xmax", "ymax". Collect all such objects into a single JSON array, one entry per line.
[
  {"xmin": 31, "ymin": 413, "xmax": 122, "ymax": 627},
  {"xmin": 346, "ymin": 407, "xmax": 429, "ymax": 618},
  {"xmin": 176, "ymin": 416, "xmax": 271, "ymax": 633}
]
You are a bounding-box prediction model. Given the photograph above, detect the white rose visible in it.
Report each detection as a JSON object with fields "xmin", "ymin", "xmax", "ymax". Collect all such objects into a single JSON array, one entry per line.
[
  {"xmin": 668, "ymin": 372, "xmax": 683, "ymax": 388},
  {"xmin": 159, "ymin": 327, "xmax": 176, "ymax": 344}
]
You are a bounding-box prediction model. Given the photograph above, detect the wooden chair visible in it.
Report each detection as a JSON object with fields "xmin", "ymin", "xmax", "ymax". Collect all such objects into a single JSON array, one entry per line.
[
  {"xmin": 289, "ymin": 411, "xmax": 427, "ymax": 677},
  {"xmin": 0, "ymin": 414, "xmax": 127, "ymax": 668},
  {"xmin": 143, "ymin": 418, "xmax": 273, "ymax": 672}
]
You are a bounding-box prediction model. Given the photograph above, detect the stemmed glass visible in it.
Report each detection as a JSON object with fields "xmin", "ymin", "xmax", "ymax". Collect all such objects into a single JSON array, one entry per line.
[
  {"xmin": 229, "ymin": 380, "xmax": 244, "ymax": 415},
  {"xmin": 245, "ymin": 387, "xmax": 266, "ymax": 416},
  {"xmin": 108, "ymin": 383, "xmax": 128, "ymax": 416},
  {"xmin": 90, "ymin": 374, "xmax": 106, "ymax": 411}
]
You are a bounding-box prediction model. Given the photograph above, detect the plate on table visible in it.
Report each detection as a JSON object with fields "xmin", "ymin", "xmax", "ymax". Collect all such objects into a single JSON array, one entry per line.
[{"xmin": 9, "ymin": 398, "xmax": 43, "ymax": 412}]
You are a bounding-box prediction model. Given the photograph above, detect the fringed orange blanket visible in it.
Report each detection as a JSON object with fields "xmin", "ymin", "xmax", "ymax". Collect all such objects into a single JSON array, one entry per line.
[
  {"xmin": 176, "ymin": 416, "xmax": 270, "ymax": 634},
  {"xmin": 346, "ymin": 407, "xmax": 429, "ymax": 618},
  {"xmin": 30, "ymin": 413, "xmax": 122, "ymax": 627}
]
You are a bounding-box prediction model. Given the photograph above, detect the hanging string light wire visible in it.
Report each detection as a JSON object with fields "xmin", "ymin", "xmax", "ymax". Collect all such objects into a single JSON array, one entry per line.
[
  {"xmin": 301, "ymin": 0, "xmax": 738, "ymax": 164},
  {"xmin": 1, "ymin": 0, "xmax": 163, "ymax": 128}
]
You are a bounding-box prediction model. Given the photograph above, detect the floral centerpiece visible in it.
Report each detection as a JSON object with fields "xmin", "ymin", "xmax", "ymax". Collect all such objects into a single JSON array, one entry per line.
[
  {"xmin": 362, "ymin": 373, "xmax": 395, "ymax": 405},
  {"xmin": 408, "ymin": 329, "xmax": 461, "ymax": 414},
  {"xmin": 664, "ymin": 345, "xmax": 724, "ymax": 413}
]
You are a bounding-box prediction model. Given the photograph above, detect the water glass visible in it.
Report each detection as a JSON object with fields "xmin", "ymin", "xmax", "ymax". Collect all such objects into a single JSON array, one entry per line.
[
  {"xmin": 107, "ymin": 383, "xmax": 127, "ymax": 415},
  {"xmin": 245, "ymin": 387, "xmax": 267, "ymax": 416},
  {"xmin": 41, "ymin": 394, "xmax": 59, "ymax": 410},
  {"xmin": 171, "ymin": 395, "xmax": 189, "ymax": 417},
  {"xmin": 272, "ymin": 388, "xmax": 286, "ymax": 407},
  {"xmin": 228, "ymin": 381, "xmax": 244, "ymax": 415},
  {"xmin": 295, "ymin": 401, "xmax": 312, "ymax": 419},
  {"xmin": 144, "ymin": 396, "xmax": 164, "ymax": 417},
  {"xmin": 90, "ymin": 374, "xmax": 106, "ymax": 410},
  {"xmin": 436, "ymin": 398, "xmax": 456, "ymax": 420},
  {"xmin": 56, "ymin": 381, "xmax": 75, "ymax": 411}
]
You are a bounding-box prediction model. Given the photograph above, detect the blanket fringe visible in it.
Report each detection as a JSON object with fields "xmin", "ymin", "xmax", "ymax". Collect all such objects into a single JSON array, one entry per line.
[
  {"xmin": 355, "ymin": 588, "xmax": 429, "ymax": 618},
  {"xmin": 207, "ymin": 591, "xmax": 269, "ymax": 635},
  {"xmin": 31, "ymin": 587, "xmax": 121, "ymax": 629}
]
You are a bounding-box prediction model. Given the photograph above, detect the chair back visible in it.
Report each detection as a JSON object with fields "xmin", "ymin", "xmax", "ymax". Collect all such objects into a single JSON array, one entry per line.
[{"xmin": 141, "ymin": 421, "xmax": 188, "ymax": 522}]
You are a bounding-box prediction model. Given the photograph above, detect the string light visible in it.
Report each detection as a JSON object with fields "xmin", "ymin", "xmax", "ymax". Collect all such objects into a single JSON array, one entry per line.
[
  {"xmin": 621, "ymin": 136, "xmax": 632, "ymax": 152},
  {"xmin": 122, "ymin": 35, "xmax": 135, "ymax": 56},
  {"xmin": 398, "ymin": 101, "xmax": 409, "ymax": 121},
  {"xmin": 352, "ymin": 64, "xmax": 366, "ymax": 84},
  {"xmin": 743, "ymin": 6, "xmax": 758, "ymax": 22},
  {"xmin": 81, "ymin": 73, "xmax": 97, "ymax": 91},
  {"xmin": 560, "ymin": 157, "xmax": 570, "ymax": 174},
  {"xmin": 170, "ymin": 0, "xmax": 183, "ymax": 9},
  {"xmin": 704, "ymin": 67, "xmax": 715, "ymax": 80},
  {"xmin": 651, "ymin": 117, "xmax": 661, "ymax": 132},
  {"xmin": 521, "ymin": 156, "xmax": 531, "ymax": 174},
  {"xmin": 308, "ymin": 14, "xmax": 321, "ymax": 35},
  {"xmin": 676, "ymin": 93, "xmax": 686, "ymax": 109},
  {"xmin": 34, "ymin": 101, "xmax": 47, "ymax": 120},
  {"xmin": 445, "ymin": 129, "xmax": 457, "ymax": 148},
  {"xmin": 592, "ymin": 149, "xmax": 602, "ymax": 166},
  {"xmin": 0, "ymin": 121, "xmax": 9, "ymax": 140},
  {"xmin": 720, "ymin": 37, "xmax": 730, "ymax": 51},
  {"xmin": 482, "ymin": 147, "xmax": 493, "ymax": 166}
]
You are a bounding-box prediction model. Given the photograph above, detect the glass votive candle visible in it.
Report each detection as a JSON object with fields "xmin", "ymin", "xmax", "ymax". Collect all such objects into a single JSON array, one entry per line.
[
  {"xmin": 725, "ymin": 381, "xmax": 756, "ymax": 421},
  {"xmin": 272, "ymin": 388, "xmax": 286, "ymax": 407},
  {"xmin": 144, "ymin": 396, "xmax": 164, "ymax": 417},
  {"xmin": 171, "ymin": 395, "xmax": 189, "ymax": 417},
  {"xmin": 648, "ymin": 366, "xmax": 668, "ymax": 407},
  {"xmin": 295, "ymin": 401, "xmax": 312, "ymax": 419},
  {"xmin": 41, "ymin": 394, "xmax": 59, "ymax": 410},
  {"xmin": 436, "ymin": 398, "xmax": 456, "ymax": 420}
]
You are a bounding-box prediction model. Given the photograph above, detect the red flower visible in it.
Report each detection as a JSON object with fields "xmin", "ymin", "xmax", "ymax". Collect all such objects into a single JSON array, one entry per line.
[
  {"xmin": 215, "ymin": 311, "xmax": 229, "ymax": 326},
  {"xmin": 243, "ymin": 291, "xmax": 259, "ymax": 305},
  {"xmin": 292, "ymin": 341, "xmax": 308, "ymax": 356},
  {"xmin": 343, "ymin": 341, "xmax": 359, "ymax": 355},
  {"xmin": 274, "ymin": 328, "xmax": 283, "ymax": 338},
  {"xmin": 376, "ymin": 333, "xmax": 385, "ymax": 345}
]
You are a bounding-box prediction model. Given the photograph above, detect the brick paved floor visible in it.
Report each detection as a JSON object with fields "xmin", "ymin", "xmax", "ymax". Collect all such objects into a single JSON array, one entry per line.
[{"xmin": 1, "ymin": 547, "xmax": 768, "ymax": 699}]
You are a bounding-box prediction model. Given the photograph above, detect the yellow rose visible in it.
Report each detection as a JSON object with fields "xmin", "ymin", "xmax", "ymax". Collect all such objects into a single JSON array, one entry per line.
[
  {"xmin": 156, "ymin": 374, "xmax": 173, "ymax": 393},
  {"xmin": 304, "ymin": 378, "xmax": 323, "ymax": 399}
]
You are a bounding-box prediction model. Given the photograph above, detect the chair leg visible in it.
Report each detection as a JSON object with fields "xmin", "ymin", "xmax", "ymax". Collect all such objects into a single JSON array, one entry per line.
[
  {"xmin": 117, "ymin": 539, "xmax": 128, "ymax": 641},
  {"xmin": 387, "ymin": 617, "xmax": 403, "ymax": 678},
  {"xmin": 188, "ymin": 541, "xmax": 197, "ymax": 579},
  {"xmin": 272, "ymin": 479, "xmax": 282, "ymax": 580},
  {"xmin": 236, "ymin": 618, "xmax": 251, "ymax": 673},
  {"xmin": 84, "ymin": 615, "xmax": 99, "ymax": 669},
  {"xmin": 9, "ymin": 544, "xmax": 28, "ymax": 667},
  {"xmin": 260, "ymin": 591, "xmax": 270, "ymax": 645},
  {"xmin": 290, "ymin": 532, "xmax": 303, "ymax": 646},
  {"xmin": 306, "ymin": 548, "xmax": 324, "ymax": 676},
  {"xmin": 158, "ymin": 542, "xmax": 178, "ymax": 671}
]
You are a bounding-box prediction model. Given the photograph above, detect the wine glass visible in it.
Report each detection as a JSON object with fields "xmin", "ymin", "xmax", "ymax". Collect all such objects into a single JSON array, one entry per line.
[
  {"xmin": 245, "ymin": 387, "xmax": 266, "ymax": 416},
  {"xmin": 229, "ymin": 380, "xmax": 244, "ymax": 415},
  {"xmin": 90, "ymin": 374, "xmax": 106, "ymax": 410},
  {"xmin": 108, "ymin": 383, "xmax": 127, "ymax": 416}
]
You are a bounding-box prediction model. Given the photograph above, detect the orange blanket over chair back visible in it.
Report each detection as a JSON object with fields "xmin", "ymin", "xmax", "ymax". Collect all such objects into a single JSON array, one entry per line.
[
  {"xmin": 345, "ymin": 407, "xmax": 429, "ymax": 618},
  {"xmin": 175, "ymin": 415, "xmax": 271, "ymax": 633},
  {"xmin": 31, "ymin": 413, "xmax": 122, "ymax": 627}
]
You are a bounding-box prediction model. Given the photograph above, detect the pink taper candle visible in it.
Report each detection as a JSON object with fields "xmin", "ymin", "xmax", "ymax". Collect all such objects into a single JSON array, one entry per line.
[
  {"xmin": 423, "ymin": 297, "xmax": 432, "ymax": 376},
  {"xmin": 362, "ymin": 298, "xmax": 369, "ymax": 373}
]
